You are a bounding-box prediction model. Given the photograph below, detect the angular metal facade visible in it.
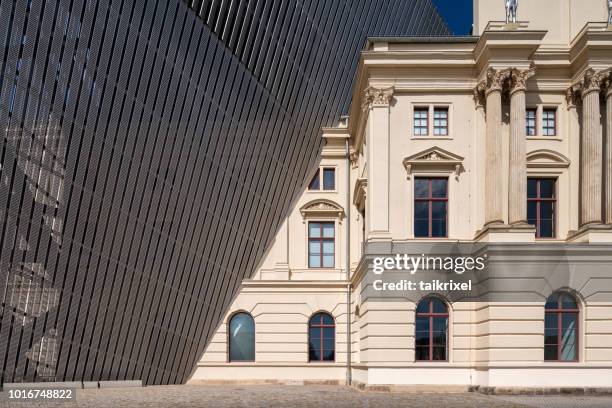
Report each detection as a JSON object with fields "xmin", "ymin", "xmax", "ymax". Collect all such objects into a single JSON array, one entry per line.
[{"xmin": 0, "ymin": 0, "xmax": 448, "ymax": 384}]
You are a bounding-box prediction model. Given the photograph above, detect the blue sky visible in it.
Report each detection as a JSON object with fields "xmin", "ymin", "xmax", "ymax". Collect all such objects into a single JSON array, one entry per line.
[{"xmin": 432, "ymin": 0, "xmax": 473, "ymax": 35}]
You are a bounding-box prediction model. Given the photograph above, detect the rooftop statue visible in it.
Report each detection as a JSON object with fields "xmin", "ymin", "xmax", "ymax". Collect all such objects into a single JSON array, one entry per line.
[{"xmin": 505, "ymin": 0, "xmax": 518, "ymax": 24}]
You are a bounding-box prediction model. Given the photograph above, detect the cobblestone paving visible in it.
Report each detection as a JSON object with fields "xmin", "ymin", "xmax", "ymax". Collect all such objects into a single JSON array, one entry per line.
[{"xmin": 2, "ymin": 385, "xmax": 612, "ymax": 407}]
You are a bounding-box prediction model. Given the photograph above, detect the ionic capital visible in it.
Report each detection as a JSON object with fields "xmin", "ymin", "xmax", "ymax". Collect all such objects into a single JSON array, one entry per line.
[{"xmin": 362, "ymin": 86, "xmax": 394, "ymax": 110}]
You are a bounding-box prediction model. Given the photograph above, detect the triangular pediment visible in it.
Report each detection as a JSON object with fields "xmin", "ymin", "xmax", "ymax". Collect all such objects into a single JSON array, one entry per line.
[
  {"xmin": 299, "ymin": 199, "xmax": 345, "ymax": 220},
  {"xmin": 402, "ymin": 147, "xmax": 464, "ymax": 177}
]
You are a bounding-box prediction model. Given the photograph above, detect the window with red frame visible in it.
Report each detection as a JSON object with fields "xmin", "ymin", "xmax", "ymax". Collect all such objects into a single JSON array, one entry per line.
[
  {"xmin": 527, "ymin": 178, "xmax": 555, "ymax": 238},
  {"xmin": 308, "ymin": 222, "xmax": 334, "ymax": 268},
  {"xmin": 414, "ymin": 178, "xmax": 448, "ymax": 238},
  {"xmin": 308, "ymin": 312, "xmax": 335, "ymax": 362},
  {"xmin": 545, "ymin": 292, "xmax": 578, "ymax": 361},
  {"xmin": 415, "ymin": 297, "xmax": 448, "ymax": 361}
]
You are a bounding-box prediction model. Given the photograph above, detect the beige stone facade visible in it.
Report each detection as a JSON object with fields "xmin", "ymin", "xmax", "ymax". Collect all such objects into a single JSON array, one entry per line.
[{"xmin": 190, "ymin": 0, "xmax": 612, "ymax": 390}]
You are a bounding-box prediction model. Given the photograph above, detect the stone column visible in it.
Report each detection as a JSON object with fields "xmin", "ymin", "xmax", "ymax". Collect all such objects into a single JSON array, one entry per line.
[
  {"xmin": 606, "ymin": 78, "xmax": 612, "ymax": 225},
  {"xmin": 580, "ymin": 70, "xmax": 603, "ymax": 227},
  {"xmin": 566, "ymin": 88, "xmax": 581, "ymax": 232},
  {"xmin": 508, "ymin": 67, "xmax": 535, "ymax": 225},
  {"xmin": 364, "ymin": 86, "xmax": 393, "ymax": 239},
  {"xmin": 480, "ymin": 68, "xmax": 510, "ymax": 225}
]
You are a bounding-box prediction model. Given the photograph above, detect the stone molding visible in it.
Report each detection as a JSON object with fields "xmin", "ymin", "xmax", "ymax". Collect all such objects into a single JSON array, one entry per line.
[
  {"xmin": 299, "ymin": 199, "xmax": 345, "ymax": 221},
  {"xmin": 402, "ymin": 146, "xmax": 464, "ymax": 178}
]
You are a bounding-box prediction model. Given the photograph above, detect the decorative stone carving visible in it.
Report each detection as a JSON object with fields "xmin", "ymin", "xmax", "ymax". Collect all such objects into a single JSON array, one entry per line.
[
  {"xmin": 300, "ymin": 199, "xmax": 345, "ymax": 220},
  {"xmin": 473, "ymin": 67, "xmax": 512, "ymax": 105},
  {"xmin": 509, "ymin": 64, "xmax": 535, "ymax": 94},
  {"xmin": 352, "ymin": 178, "xmax": 367, "ymax": 211},
  {"xmin": 581, "ymin": 68, "xmax": 606, "ymax": 97},
  {"xmin": 362, "ymin": 86, "xmax": 394, "ymax": 110},
  {"xmin": 565, "ymin": 87, "xmax": 580, "ymax": 109},
  {"xmin": 402, "ymin": 147, "xmax": 464, "ymax": 179}
]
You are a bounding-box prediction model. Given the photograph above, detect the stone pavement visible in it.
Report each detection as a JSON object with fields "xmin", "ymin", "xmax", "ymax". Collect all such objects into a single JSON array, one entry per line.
[{"xmin": 1, "ymin": 385, "xmax": 612, "ymax": 407}]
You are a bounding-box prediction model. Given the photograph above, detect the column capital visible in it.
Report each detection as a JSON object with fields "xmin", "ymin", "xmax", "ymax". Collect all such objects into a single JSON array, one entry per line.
[
  {"xmin": 509, "ymin": 64, "xmax": 536, "ymax": 95},
  {"xmin": 362, "ymin": 86, "xmax": 394, "ymax": 110},
  {"xmin": 580, "ymin": 68, "xmax": 607, "ymax": 98},
  {"xmin": 483, "ymin": 67, "xmax": 512, "ymax": 96}
]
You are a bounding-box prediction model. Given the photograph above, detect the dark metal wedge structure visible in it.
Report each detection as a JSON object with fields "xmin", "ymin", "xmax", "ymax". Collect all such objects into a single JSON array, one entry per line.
[{"xmin": 0, "ymin": 0, "xmax": 449, "ymax": 385}]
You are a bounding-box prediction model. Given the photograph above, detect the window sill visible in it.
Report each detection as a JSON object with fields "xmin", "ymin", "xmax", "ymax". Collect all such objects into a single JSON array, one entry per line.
[
  {"xmin": 411, "ymin": 136, "xmax": 453, "ymax": 140},
  {"xmin": 306, "ymin": 190, "xmax": 338, "ymax": 194},
  {"xmin": 527, "ymin": 136, "xmax": 562, "ymax": 141}
]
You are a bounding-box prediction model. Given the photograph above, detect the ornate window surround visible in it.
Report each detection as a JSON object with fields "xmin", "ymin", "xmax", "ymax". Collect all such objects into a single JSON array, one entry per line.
[
  {"xmin": 299, "ymin": 199, "xmax": 345, "ymax": 222},
  {"xmin": 402, "ymin": 146, "xmax": 464, "ymax": 180}
]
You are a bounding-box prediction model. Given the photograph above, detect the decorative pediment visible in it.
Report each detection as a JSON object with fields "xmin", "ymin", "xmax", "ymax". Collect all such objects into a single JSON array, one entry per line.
[
  {"xmin": 526, "ymin": 149, "xmax": 570, "ymax": 168},
  {"xmin": 402, "ymin": 146, "xmax": 464, "ymax": 178},
  {"xmin": 300, "ymin": 199, "xmax": 345, "ymax": 220}
]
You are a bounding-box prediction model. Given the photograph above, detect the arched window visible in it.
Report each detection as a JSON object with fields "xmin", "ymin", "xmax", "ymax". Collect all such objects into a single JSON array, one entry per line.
[
  {"xmin": 308, "ymin": 312, "xmax": 335, "ymax": 362},
  {"xmin": 228, "ymin": 312, "xmax": 255, "ymax": 362},
  {"xmin": 545, "ymin": 292, "xmax": 579, "ymax": 361},
  {"xmin": 415, "ymin": 296, "xmax": 448, "ymax": 361}
]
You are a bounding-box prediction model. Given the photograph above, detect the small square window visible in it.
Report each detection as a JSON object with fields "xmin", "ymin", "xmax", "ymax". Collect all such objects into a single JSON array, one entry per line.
[
  {"xmin": 542, "ymin": 108, "xmax": 557, "ymax": 136},
  {"xmin": 413, "ymin": 107, "xmax": 428, "ymax": 136},
  {"xmin": 526, "ymin": 108, "xmax": 537, "ymax": 136},
  {"xmin": 433, "ymin": 107, "xmax": 448, "ymax": 136}
]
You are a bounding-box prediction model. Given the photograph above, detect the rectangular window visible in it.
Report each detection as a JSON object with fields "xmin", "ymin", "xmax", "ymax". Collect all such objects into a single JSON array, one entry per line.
[
  {"xmin": 542, "ymin": 108, "xmax": 557, "ymax": 136},
  {"xmin": 308, "ymin": 167, "xmax": 335, "ymax": 190},
  {"xmin": 528, "ymin": 178, "xmax": 556, "ymax": 238},
  {"xmin": 308, "ymin": 222, "xmax": 335, "ymax": 268},
  {"xmin": 413, "ymin": 107, "xmax": 428, "ymax": 136},
  {"xmin": 433, "ymin": 108, "xmax": 448, "ymax": 136},
  {"xmin": 322, "ymin": 168, "xmax": 335, "ymax": 190},
  {"xmin": 414, "ymin": 178, "xmax": 448, "ymax": 238},
  {"xmin": 526, "ymin": 108, "xmax": 537, "ymax": 136}
]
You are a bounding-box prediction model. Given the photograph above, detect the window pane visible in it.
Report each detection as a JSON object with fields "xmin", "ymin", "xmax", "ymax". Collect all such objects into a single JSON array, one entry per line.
[
  {"xmin": 432, "ymin": 299, "xmax": 447, "ymax": 313},
  {"xmin": 414, "ymin": 201, "xmax": 428, "ymax": 219},
  {"xmin": 432, "ymin": 201, "xmax": 446, "ymax": 219},
  {"xmin": 415, "ymin": 316, "xmax": 429, "ymax": 330},
  {"xmin": 322, "ymin": 223, "xmax": 334, "ymax": 238},
  {"xmin": 544, "ymin": 344, "xmax": 558, "ymax": 361},
  {"xmin": 323, "ymin": 168, "xmax": 335, "ymax": 190},
  {"xmin": 545, "ymin": 293, "xmax": 559, "ymax": 309},
  {"xmin": 416, "ymin": 301, "xmax": 430, "ymax": 314},
  {"xmin": 431, "ymin": 219, "xmax": 447, "ymax": 237},
  {"xmin": 560, "ymin": 327, "xmax": 576, "ymax": 361},
  {"xmin": 229, "ymin": 313, "xmax": 255, "ymax": 361},
  {"xmin": 321, "ymin": 313, "xmax": 334, "ymax": 325},
  {"xmin": 415, "ymin": 346, "xmax": 429, "ymax": 361},
  {"xmin": 309, "ymin": 223, "xmax": 321, "ymax": 238},
  {"xmin": 545, "ymin": 312, "xmax": 558, "ymax": 329},
  {"xmin": 527, "ymin": 179, "xmax": 538, "ymax": 198},
  {"xmin": 539, "ymin": 219, "xmax": 553, "ymax": 238},
  {"xmin": 562, "ymin": 314, "xmax": 577, "ymax": 330},
  {"xmin": 545, "ymin": 328, "xmax": 558, "ymax": 346},
  {"xmin": 415, "ymin": 331, "xmax": 430, "ymax": 346},
  {"xmin": 431, "ymin": 179, "xmax": 447, "ymax": 198},
  {"xmin": 323, "ymin": 327, "xmax": 335, "ymax": 339},
  {"xmin": 561, "ymin": 294, "xmax": 577, "ymax": 309},
  {"xmin": 322, "ymin": 255, "xmax": 334, "ymax": 268},
  {"xmin": 527, "ymin": 202, "xmax": 537, "ymax": 225},
  {"xmin": 414, "ymin": 220, "xmax": 429, "ymax": 237},
  {"xmin": 309, "ymin": 255, "xmax": 320, "ymax": 268},
  {"xmin": 322, "ymin": 241, "xmax": 334, "ymax": 255},
  {"xmin": 308, "ymin": 169, "xmax": 320, "ymax": 190},
  {"xmin": 322, "ymin": 349, "xmax": 335, "ymax": 361},
  {"xmin": 415, "ymin": 179, "xmax": 429, "ymax": 198},
  {"xmin": 309, "ymin": 327, "xmax": 321, "ymax": 340},
  {"xmin": 539, "ymin": 180, "xmax": 555, "ymax": 198},
  {"xmin": 309, "ymin": 346, "xmax": 321, "ymax": 361},
  {"xmin": 309, "ymin": 241, "xmax": 321, "ymax": 255},
  {"xmin": 432, "ymin": 346, "xmax": 447, "ymax": 361}
]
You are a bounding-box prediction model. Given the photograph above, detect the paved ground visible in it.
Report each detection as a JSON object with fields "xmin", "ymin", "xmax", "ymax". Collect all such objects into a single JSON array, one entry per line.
[{"xmin": 1, "ymin": 385, "xmax": 612, "ymax": 407}]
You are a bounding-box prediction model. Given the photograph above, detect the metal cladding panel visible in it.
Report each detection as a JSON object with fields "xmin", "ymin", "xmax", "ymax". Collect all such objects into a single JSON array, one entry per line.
[{"xmin": 0, "ymin": 0, "xmax": 449, "ymax": 385}]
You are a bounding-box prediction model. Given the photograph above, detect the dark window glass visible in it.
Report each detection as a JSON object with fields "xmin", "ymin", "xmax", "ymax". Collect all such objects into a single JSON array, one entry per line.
[
  {"xmin": 415, "ymin": 297, "xmax": 448, "ymax": 361},
  {"xmin": 414, "ymin": 107, "xmax": 428, "ymax": 135},
  {"xmin": 544, "ymin": 292, "xmax": 579, "ymax": 361},
  {"xmin": 323, "ymin": 168, "xmax": 335, "ymax": 190},
  {"xmin": 309, "ymin": 312, "xmax": 335, "ymax": 362},
  {"xmin": 308, "ymin": 169, "xmax": 320, "ymax": 190},
  {"xmin": 229, "ymin": 313, "xmax": 255, "ymax": 362},
  {"xmin": 526, "ymin": 108, "xmax": 537, "ymax": 136},
  {"xmin": 308, "ymin": 222, "xmax": 334, "ymax": 268},
  {"xmin": 527, "ymin": 178, "xmax": 556, "ymax": 238},
  {"xmin": 414, "ymin": 178, "xmax": 448, "ymax": 238},
  {"xmin": 542, "ymin": 108, "xmax": 557, "ymax": 136},
  {"xmin": 433, "ymin": 107, "xmax": 448, "ymax": 136}
]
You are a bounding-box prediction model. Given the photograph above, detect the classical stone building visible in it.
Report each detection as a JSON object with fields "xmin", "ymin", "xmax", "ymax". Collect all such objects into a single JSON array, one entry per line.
[{"xmin": 191, "ymin": 0, "xmax": 612, "ymax": 391}]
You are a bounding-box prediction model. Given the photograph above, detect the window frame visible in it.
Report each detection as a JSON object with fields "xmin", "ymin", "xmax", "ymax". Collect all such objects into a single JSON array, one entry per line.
[
  {"xmin": 415, "ymin": 296, "xmax": 449, "ymax": 362},
  {"xmin": 413, "ymin": 106, "xmax": 429, "ymax": 136},
  {"xmin": 542, "ymin": 108, "xmax": 557, "ymax": 136},
  {"xmin": 544, "ymin": 292, "xmax": 579, "ymax": 362},
  {"xmin": 526, "ymin": 107, "xmax": 537, "ymax": 136},
  {"xmin": 308, "ymin": 312, "xmax": 336, "ymax": 362},
  {"xmin": 308, "ymin": 166, "xmax": 336, "ymax": 191},
  {"xmin": 527, "ymin": 177, "xmax": 556, "ymax": 239},
  {"xmin": 414, "ymin": 177, "xmax": 449, "ymax": 238},
  {"xmin": 308, "ymin": 221, "xmax": 335, "ymax": 268},
  {"xmin": 227, "ymin": 311, "xmax": 256, "ymax": 363}
]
